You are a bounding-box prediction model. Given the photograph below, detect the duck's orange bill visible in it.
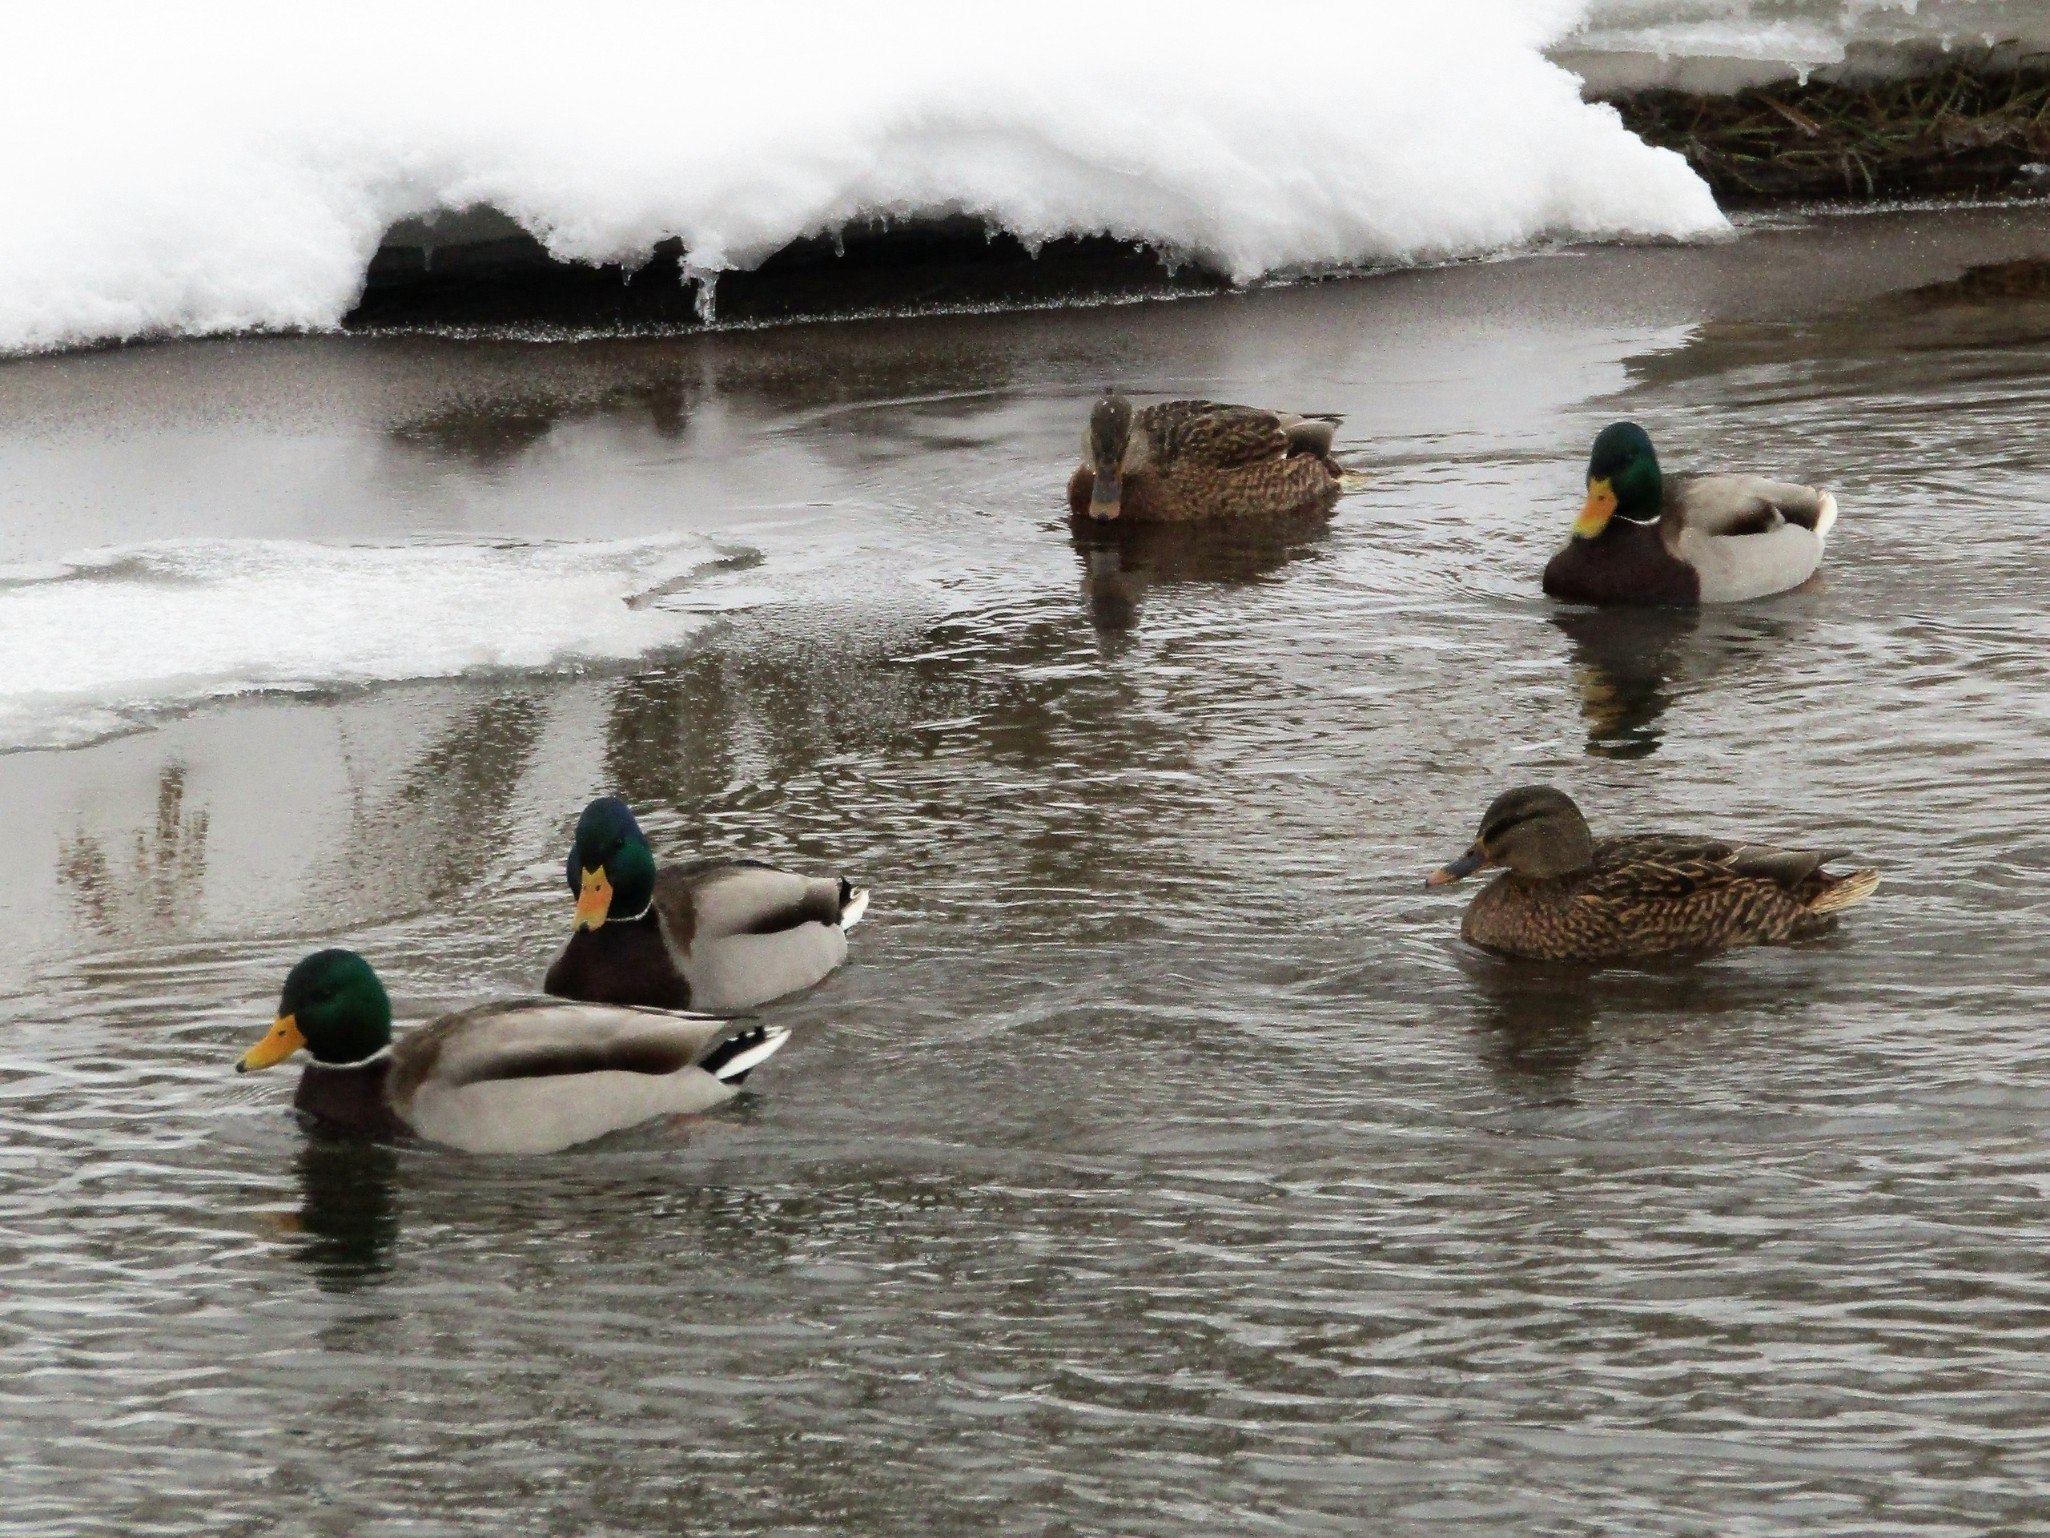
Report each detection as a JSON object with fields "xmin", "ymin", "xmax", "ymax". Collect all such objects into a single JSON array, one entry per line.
[
  {"xmin": 1426, "ymin": 848, "xmax": 1489, "ymax": 888},
  {"xmin": 1574, "ymin": 477, "xmax": 1617, "ymax": 539},
  {"xmin": 574, "ymin": 866, "xmax": 614, "ymax": 932},
  {"xmin": 237, "ymin": 1014, "xmax": 304, "ymax": 1073}
]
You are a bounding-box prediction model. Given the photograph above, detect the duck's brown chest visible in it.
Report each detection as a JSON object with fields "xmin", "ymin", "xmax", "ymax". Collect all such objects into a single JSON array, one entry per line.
[
  {"xmin": 1460, "ymin": 875, "xmax": 1608, "ymax": 961},
  {"xmin": 544, "ymin": 911, "xmax": 692, "ymax": 1009},
  {"xmin": 1542, "ymin": 520, "xmax": 1699, "ymax": 607},
  {"xmin": 294, "ymin": 1059, "xmax": 408, "ymax": 1138}
]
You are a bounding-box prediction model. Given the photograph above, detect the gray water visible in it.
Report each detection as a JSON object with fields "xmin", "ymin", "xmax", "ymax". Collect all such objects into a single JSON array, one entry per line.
[{"xmin": 5, "ymin": 207, "xmax": 2050, "ymax": 1535}]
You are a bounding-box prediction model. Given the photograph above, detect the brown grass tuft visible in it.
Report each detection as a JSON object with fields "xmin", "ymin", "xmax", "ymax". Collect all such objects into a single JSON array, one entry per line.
[{"xmin": 1607, "ymin": 54, "xmax": 2050, "ymax": 205}]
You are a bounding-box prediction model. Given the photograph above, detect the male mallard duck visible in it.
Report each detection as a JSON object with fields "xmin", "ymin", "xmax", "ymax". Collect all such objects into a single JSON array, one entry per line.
[
  {"xmin": 236, "ymin": 949, "xmax": 788, "ymax": 1154},
  {"xmin": 543, "ymin": 798, "xmax": 867, "ymax": 1013},
  {"xmin": 1066, "ymin": 390, "xmax": 1344, "ymax": 524},
  {"xmin": 1426, "ymin": 785, "xmax": 1879, "ymax": 962},
  {"xmin": 1542, "ymin": 422, "xmax": 1838, "ymax": 605}
]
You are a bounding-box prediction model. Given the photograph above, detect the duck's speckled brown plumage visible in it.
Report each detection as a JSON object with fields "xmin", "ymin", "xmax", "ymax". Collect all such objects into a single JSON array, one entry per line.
[
  {"xmin": 1069, "ymin": 399, "xmax": 1343, "ymax": 524},
  {"xmin": 1432, "ymin": 786, "xmax": 1879, "ymax": 964},
  {"xmin": 1462, "ymin": 834, "xmax": 1879, "ymax": 962}
]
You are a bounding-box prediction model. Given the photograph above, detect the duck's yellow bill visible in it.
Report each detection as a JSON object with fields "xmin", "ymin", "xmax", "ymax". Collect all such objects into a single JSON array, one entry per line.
[
  {"xmin": 574, "ymin": 866, "xmax": 613, "ymax": 932},
  {"xmin": 1574, "ymin": 478, "xmax": 1617, "ymax": 539},
  {"xmin": 237, "ymin": 1014, "xmax": 305, "ymax": 1073}
]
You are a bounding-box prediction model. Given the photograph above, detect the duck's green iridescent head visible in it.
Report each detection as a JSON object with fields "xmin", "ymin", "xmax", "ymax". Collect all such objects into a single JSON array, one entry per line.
[
  {"xmin": 1576, "ymin": 421, "xmax": 1662, "ymax": 538},
  {"xmin": 566, "ymin": 797, "xmax": 657, "ymax": 931},
  {"xmin": 237, "ymin": 949, "xmax": 393, "ymax": 1072}
]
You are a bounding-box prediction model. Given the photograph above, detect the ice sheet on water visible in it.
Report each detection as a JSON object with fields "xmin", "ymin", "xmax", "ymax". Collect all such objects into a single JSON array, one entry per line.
[
  {"xmin": 1566, "ymin": 1, "xmax": 2050, "ymax": 89},
  {"xmin": 0, "ymin": 2, "xmax": 1729, "ymax": 355},
  {"xmin": 0, "ymin": 535, "xmax": 726, "ymax": 752}
]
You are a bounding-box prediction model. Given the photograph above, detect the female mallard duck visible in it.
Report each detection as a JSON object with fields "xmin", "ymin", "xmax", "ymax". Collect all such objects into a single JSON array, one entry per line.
[
  {"xmin": 1542, "ymin": 421, "xmax": 1839, "ymax": 605},
  {"xmin": 236, "ymin": 949, "xmax": 788, "ymax": 1154},
  {"xmin": 1067, "ymin": 390, "xmax": 1344, "ymax": 524},
  {"xmin": 543, "ymin": 798, "xmax": 867, "ymax": 1014},
  {"xmin": 1427, "ymin": 785, "xmax": 1879, "ymax": 962}
]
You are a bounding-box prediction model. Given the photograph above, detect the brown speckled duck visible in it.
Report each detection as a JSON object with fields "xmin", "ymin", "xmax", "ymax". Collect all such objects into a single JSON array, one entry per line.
[
  {"xmin": 1067, "ymin": 390, "xmax": 1344, "ymax": 524},
  {"xmin": 1427, "ymin": 786, "xmax": 1879, "ymax": 962},
  {"xmin": 1543, "ymin": 422, "xmax": 1838, "ymax": 606},
  {"xmin": 544, "ymin": 798, "xmax": 866, "ymax": 1014}
]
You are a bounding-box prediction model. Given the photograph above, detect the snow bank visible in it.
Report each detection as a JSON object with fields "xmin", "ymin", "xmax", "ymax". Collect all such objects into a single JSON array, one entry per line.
[{"xmin": 0, "ymin": 1, "xmax": 1727, "ymax": 355}]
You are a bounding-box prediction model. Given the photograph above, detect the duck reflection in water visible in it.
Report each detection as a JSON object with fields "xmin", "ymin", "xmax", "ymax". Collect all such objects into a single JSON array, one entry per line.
[
  {"xmin": 287, "ymin": 1134, "xmax": 401, "ymax": 1294},
  {"xmin": 1468, "ymin": 950, "xmax": 1828, "ymax": 1101},
  {"xmin": 386, "ymin": 369, "xmax": 694, "ymax": 468},
  {"xmin": 1550, "ymin": 606, "xmax": 1699, "ymax": 760},
  {"xmin": 1550, "ymin": 603, "xmax": 1814, "ymax": 759},
  {"xmin": 1466, "ymin": 958, "xmax": 1598, "ymax": 1093},
  {"xmin": 1072, "ymin": 510, "xmax": 1332, "ymax": 635}
]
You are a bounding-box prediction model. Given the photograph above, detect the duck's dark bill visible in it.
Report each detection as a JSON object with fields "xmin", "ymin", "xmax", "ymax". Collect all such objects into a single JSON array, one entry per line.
[
  {"xmin": 237, "ymin": 1014, "xmax": 305, "ymax": 1073},
  {"xmin": 1427, "ymin": 848, "xmax": 1488, "ymax": 887},
  {"xmin": 1089, "ymin": 473, "xmax": 1122, "ymax": 521}
]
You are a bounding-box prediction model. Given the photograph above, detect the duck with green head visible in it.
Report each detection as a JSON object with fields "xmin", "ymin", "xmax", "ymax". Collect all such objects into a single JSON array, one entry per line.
[
  {"xmin": 543, "ymin": 797, "xmax": 867, "ymax": 1013},
  {"xmin": 1427, "ymin": 785, "xmax": 1879, "ymax": 962},
  {"xmin": 1067, "ymin": 390, "xmax": 1346, "ymax": 524},
  {"xmin": 237, "ymin": 948, "xmax": 788, "ymax": 1153},
  {"xmin": 1542, "ymin": 421, "xmax": 1839, "ymax": 606}
]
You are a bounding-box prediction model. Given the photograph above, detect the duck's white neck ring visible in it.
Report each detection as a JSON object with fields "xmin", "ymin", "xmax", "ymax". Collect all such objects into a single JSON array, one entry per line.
[
  {"xmin": 1613, "ymin": 513, "xmax": 1661, "ymax": 526},
  {"xmin": 314, "ymin": 1045, "xmax": 393, "ymax": 1070},
  {"xmin": 609, "ymin": 899, "xmax": 654, "ymax": 924}
]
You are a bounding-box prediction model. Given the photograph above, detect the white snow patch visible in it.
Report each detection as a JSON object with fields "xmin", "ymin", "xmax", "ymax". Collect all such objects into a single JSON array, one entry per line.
[
  {"xmin": 0, "ymin": 1, "xmax": 1729, "ymax": 355},
  {"xmin": 0, "ymin": 535, "xmax": 723, "ymax": 750}
]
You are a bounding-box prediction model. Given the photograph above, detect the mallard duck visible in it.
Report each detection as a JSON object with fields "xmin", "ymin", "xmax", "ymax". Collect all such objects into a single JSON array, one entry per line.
[
  {"xmin": 543, "ymin": 798, "xmax": 867, "ymax": 1013},
  {"xmin": 1542, "ymin": 422, "xmax": 1838, "ymax": 605},
  {"xmin": 1426, "ymin": 785, "xmax": 1879, "ymax": 962},
  {"xmin": 1066, "ymin": 390, "xmax": 1344, "ymax": 524},
  {"xmin": 235, "ymin": 949, "xmax": 788, "ymax": 1154}
]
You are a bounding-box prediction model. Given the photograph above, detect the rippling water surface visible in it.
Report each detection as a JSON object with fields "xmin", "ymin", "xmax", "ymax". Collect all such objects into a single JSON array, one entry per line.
[{"xmin": 6, "ymin": 208, "xmax": 2050, "ymax": 1534}]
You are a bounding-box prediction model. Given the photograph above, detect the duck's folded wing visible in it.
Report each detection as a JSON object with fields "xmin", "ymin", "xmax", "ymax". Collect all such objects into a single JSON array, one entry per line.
[
  {"xmin": 1588, "ymin": 836, "xmax": 1851, "ymax": 902},
  {"xmin": 1673, "ymin": 474, "xmax": 1830, "ymax": 535},
  {"xmin": 666, "ymin": 861, "xmax": 846, "ymax": 942},
  {"xmin": 1726, "ymin": 844, "xmax": 1852, "ymax": 890},
  {"xmin": 395, "ymin": 1001, "xmax": 788, "ymax": 1154},
  {"xmin": 416, "ymin": 1000, "xmax": 744, "ymax": 1088},
  {"xmin": 1669, "ymin": 476, "xmax": 1832, "ymax": 601},
  {"xmin": 1144, "ymin": 402, "xmax": 1292, "ymax": 470},
  {"xmin": 1583, "ymin": 837, "xmax": 1743, "ymax": 901}
]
